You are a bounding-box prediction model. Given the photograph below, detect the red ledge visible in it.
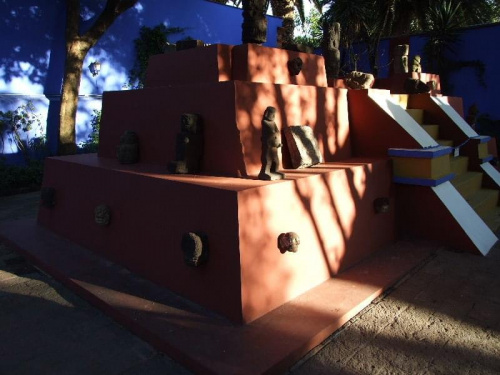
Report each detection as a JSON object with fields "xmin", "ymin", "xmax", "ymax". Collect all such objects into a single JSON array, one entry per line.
[{"xmin": 0, "ymin": 218, "xmax": 434, "ymax": 375}]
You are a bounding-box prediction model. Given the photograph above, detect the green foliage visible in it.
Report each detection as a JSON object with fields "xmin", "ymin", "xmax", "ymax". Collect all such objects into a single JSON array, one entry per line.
[
  {"xmin": 0, "ymin": 157, "xmax": 44, "ymax": 196},
  {"xmin": 294, "ymin": 7, "xmax": 323, "ymax": 48},
  {"xmin": 79, "ymin": 110, "xmax": 101, "ymax": 153},
  {"xmin": 0, "ymin": 101, "xmax": 44, "ymax": 162},
  {"xmin": 128, "ymin": 24, "xmax": 184, "ymax": 88},
  {"xmin": 423, "ymin": 0, "xmax": 487, "ymax": 92}
]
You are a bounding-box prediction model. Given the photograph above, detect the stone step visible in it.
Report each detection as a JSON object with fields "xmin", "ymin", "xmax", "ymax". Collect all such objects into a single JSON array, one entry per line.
[
  {"xmin": 422, "ymin": 124, "xmax": 439, "ymax": 139},
  {"xmin": 465, "ymin": 189, "xmax": 499, "ymax": 218},
  {"xmin": 406, "ymin": 109, "xmax": 424, "ymax": 124},
  {"xmin": 483, "ymin": 206, "xmax": 500, "ymax": 232},
  {"xmin": 451, "ymin": 171, "xmax": 483, "ymax": 198},
  {"xmin": 438, "ymin": 139, "xmax": 453, "ymax": 147},
  {"xmin": 450, "ymin": 156, "xmax": 469, "ymax": 176}
]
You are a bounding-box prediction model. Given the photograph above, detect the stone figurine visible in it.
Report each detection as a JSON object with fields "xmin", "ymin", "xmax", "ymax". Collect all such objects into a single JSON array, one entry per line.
[
  {"xmin": 403, "ymin": 78, "xmax": 430, "ymax": 94},
  {"xmin": 288, "ymin": 57, "xmax": 303, "ymax": 76},
  {"xmin": 345, "ymin": 71, "xmax": 375, "ymax": 89},
  {"xmin": 40, "ymin": 187, "xmax": 56, "ymax": 208},
  {"xmin": 168, "ymin": 113, "xmax": 204, "ymax": 174},
  {"xmin": 242, "ymin": 0, "xmax": 268, "ymax": 44},
  {"xmin": 181, "ymin": 232, "xmax": 209, "ymax": 267},
  {"xmin": 258, "ymin": 106, "xmax": 285, "ymax": 181},
  {"xmin": 278, "ymin": 232, "xmax": 300, "ymax": 254},
  {"xmin": 117, "ymin": 131, "xmax": 139, "ymax": 164},
  {"xmin": 411, "ymin": 55, "xmax": 422, "ymax": 73},
  {"xmin": 94, "ymin": 204, "xmax": 111, "ymax": 226},
  {"xmin": 394, "ymin": 44, "xmax": 409, "ymax": 74},
  {"xmin": 322, "ymin": 21, "xmax": 341, "ymax": 79}
]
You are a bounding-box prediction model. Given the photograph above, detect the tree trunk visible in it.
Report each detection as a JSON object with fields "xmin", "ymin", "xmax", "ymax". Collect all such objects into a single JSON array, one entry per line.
[
  {"xmin": 58, "ymin": 0, "xmax": 138, "ymax": 155},
  {"xmin": 59, "ymin": 40, "xmax": 90, "ymax": 155},
  {"xmin": 270, "ymin": 0, "xmax": 296, "ymax": 46}
]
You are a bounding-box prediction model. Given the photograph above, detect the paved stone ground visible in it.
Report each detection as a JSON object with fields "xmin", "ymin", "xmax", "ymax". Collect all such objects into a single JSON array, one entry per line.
[{"xmin": 1, "ymin": 192, "xmax": 500, "ymax": 374}]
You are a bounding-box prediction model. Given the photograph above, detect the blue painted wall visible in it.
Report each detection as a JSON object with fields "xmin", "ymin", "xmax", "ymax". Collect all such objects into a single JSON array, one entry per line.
[
  {"xmin": 347, "ymin": 24, "xmax": 500, "ymax": 122},
  {"xmin": 0, "ymin": 0, "xmax": 281, "ymax": 160}
]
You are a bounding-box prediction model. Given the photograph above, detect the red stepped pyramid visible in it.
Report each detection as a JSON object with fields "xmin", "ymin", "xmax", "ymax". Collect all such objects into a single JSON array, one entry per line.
[{"xmin": 38, "ymin": 44, "xmax": 396, "ymax": 324}]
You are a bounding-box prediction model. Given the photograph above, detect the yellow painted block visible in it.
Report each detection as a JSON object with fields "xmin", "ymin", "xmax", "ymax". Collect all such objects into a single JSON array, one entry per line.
[
  {"xmin": 450, "ymin": 156, "xmax": 468, "ymax": 176},
  {"xmin": 438, "ymin": 139, "xmax": 454, "ymax": 147},
  {"xmin": 406, "ymin": 109, "xmax": 424, "ymax": 124},
  {"xmin": 391, "ymin": 94, "xmax": 409, "ymax": 109},
  {"xmin": 422, "ymin": 124, "xmax": 439, "ymax": 139},
  {"xmin": 392, "ymin": 154, "xmax": 451, "ymax": 180},
  {"xmin": 478, "ymin": 143, "xmax": 489, "ymax": 158}
]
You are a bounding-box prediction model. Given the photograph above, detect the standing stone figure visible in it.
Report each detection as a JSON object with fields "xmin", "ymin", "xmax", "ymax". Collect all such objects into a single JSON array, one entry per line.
[
  {"xmin": 394, "ymin": 44, "xmax": 409, "ymax": 74},
  {"xmin": 258, "ymin": 106, "xmax": 285, "ymax": 181},
  {"xmin": 117, "ymin": 130, "xmax": 139, "ymax": 164},
  {"xmin": 412, "ymin": 55, "xmax": 422, "ymax": 73},
  {"xmin": 168, "ymin": 114, "xmax": 203, "ymax": 174},
  {"xmin": 322, "ymin": 21, "xmax": 341, "ymax": 79},
  {"xmin": 242, "ymin": 0, "xmax": 268, "ymax": 44}
]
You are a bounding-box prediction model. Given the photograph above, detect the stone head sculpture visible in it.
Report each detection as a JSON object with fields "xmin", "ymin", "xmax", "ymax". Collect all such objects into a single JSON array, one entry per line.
[
  {"xmin": 288, "ymin": 57, "xmax": 303, "ymax": 76},
  {"xmin": 94, "ymin": 204, "xmax": 111, "ymax": 226},
  {"xmin": 181, "ymin": 232, "xmax": 209, "ymax": 267},
  {"xmin": 278, "ymin": 232, "xmax": 300, "ymax": 254},
  {"xmin": 373, "ymin": 197, "xmax": 390, "ymax": 214}
]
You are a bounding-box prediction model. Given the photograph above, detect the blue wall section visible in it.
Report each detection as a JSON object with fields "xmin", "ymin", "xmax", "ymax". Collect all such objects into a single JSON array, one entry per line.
[
  {"xmin": 0, "ymin": 0, "xmax": 281, "ymax": 161},
  {"xmin": 2, "ymin": 0, "xmax": 500, "ymax": 162}
]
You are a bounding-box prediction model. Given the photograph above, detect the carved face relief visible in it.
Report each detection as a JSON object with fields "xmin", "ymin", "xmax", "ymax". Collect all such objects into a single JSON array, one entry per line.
[
  {"xmin": 278, "ymin": 232, "xmax": 300, "ymax": 254},
  {"xmin": 40, "ymin": 187, "xmax": 56, "ymax": 208},
  {"xmin": 288, "ymin": 57, "xmax": 303, "ymax": 76},
  {"xmin": 181, "ymin": 113, "xmax": 200, "ymax": 134},
  {"xmin": 373, "ymin": 197, "xmax": 390, "ymax": 214},
  {"xmin": 181, "ymin": 232, "xmax": 209, "ymax": 267},
  {"xmin": 94, "ymin": 204, "xmax": 111, "ymax": 226}
]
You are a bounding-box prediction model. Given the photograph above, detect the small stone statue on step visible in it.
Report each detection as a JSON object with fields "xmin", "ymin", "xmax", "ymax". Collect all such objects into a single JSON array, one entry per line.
[
  {"xmin": 258, "ymin": 106, "xmax": 285, "ymax": 181},
  {"xmin": 117, "ymin": 131, "xmax": 139, "ymax": 164},
  {"xmin": 394, "ymin": 44, "xmax": 409, "ymax": 74},
  {"xmin": 168, "ymin": 114, "xmax": 204, "ymax": 174},
  {"xmin": 322, "ymin": 21, "xmax": 341, "ymax": 79},
  {"xmin": 411, "ymin": 55, "xmax": 422, "ymax": 73}
]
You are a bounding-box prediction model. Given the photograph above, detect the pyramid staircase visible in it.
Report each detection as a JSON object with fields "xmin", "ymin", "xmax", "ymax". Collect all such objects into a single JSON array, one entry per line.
[{"xmin": 405, "ymin": 107, "xmax": 500, "ymax": 232}]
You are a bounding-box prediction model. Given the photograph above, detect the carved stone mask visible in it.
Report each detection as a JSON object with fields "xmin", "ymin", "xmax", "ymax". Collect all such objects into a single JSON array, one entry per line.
[
  {"xmin": 373, "ymin": 197, "xmax": 390, "ymax": 214},
  {"xmin": 288, "ymin": 57, "xmax": 303, "ymax": 76},
  {"xmin": 94, "ymin": 204, "xmax": 111, "ymax": 226},
  {"xmin": 181, "ymin": 232, "xmax": 209, "ymax": 267},
  {"xmin": 40, "ymin": 187, "xmax": 56, "ymax": 208},
  {"xmin": 278, "ymin": 232, "xmax": 300, "ymax": 254}
]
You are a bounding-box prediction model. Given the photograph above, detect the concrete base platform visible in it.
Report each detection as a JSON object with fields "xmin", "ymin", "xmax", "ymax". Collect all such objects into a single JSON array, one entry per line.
[{"xmin": 0, "ymin": 218, "xmax": 433, "ymax": 374}]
